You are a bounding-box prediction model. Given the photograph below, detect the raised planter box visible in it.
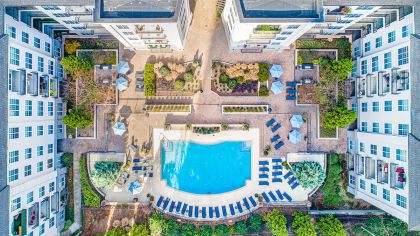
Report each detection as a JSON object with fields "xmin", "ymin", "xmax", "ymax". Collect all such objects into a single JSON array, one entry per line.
[
  {"xmin": 222, "ymin": 105, "xmax": 269, "ymax": 114},
  {"xmin": 146, "ymin": 104, "xmax": 192, "ymax": 115}
]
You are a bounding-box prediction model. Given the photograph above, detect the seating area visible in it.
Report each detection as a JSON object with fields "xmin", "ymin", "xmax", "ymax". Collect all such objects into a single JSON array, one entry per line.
[
  {"xmin": 131, "ymin": 158, "xmax": 154, "ymax": 177},
  {"xmin": 286, "ymin": 81, "xmax": 297, "ymax": 100},
  {"xmin": 266, "ymin": 118, "xmax": 285, "ymax": 151}
]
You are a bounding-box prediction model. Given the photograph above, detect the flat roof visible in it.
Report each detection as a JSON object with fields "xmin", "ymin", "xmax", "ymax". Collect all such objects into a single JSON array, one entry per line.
[
  {"xmin": 99, "ymin": 0, "xmax": 178, "ymax": 19},
  {"xmin": 239, "ymin": 0, "xmax": 320, "ymax": 18}
]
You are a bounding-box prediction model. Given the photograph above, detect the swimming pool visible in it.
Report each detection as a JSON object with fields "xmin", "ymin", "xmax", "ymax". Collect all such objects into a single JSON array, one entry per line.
[{"xmin": 161, "ymin": 141, "xmax": 251, "ymax": 194}]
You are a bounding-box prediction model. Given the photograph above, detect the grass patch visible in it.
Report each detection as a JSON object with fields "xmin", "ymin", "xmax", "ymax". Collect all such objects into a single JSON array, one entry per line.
[
  {"xmin": 296, "ymin": 38, "xmax": 351, "ymax": 59},
  {"xmin": 77, "ymin": 50, "xmax": 117, "ymax": 65},
  {"xmin": 320, "ymin": 126, "xmax": 337, "ymax": 138},
  {"xmin": 80, "ymin": 157, "xmax": 102, "ymax": 207}
]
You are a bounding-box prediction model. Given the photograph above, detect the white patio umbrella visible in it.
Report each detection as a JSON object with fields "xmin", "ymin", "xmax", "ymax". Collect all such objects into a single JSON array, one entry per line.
[
  {"xmin": 117, "ymin": 61, "xmax": 130, "ymax": 74},
  {"xmin": 271, "ymin": 81, "xmax": 284, "ymax": 95},
  {"xmin": 113, "ymin": 122, "xmax": 126, "ymax": 136},
  {"xmin": 270, "ymin": 64, "xmax": 283, "ymax": 78},
  {"xmin": 288, "ymin": 130, "xmax": 302, "ymax": 144},
  {"xmin": 115, "ymin": 77, "xmax": 128, "ymax": 91},
  {"xmin": 290, "ymin": 114, "xmax": 304, "ymax": 128},
  {"xmin": 128, "ymin": 181, "xmax": 143, "ymax": 194}
]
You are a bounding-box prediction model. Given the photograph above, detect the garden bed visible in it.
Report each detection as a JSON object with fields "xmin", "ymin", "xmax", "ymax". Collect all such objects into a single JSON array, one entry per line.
[
  {"xmin": 296, "ymin": 85, "xmax": 317, "ymax": 105},
  {"xmin": 222, "ymin": 105, "xmax": 269, "ymax": 114},
  {"xmin": 61, "ymin": 154, "xmax": 74, "ymax": 232},
  {"xmin": 296, "ymin": 49, "xmax": 337, "ymax": 65},
  {"xmin": 319, "ymin": 126, "xmax": 338, "ymax": 139},
  {"xmin": 76, "ymin": 49, "xmax": 118, "ymax": 65},
  {"xmin": 80, "ymin": 156, "xmax": 102, "ymax": 207},
  {"xmin": 296, "ymin": 38, "xmax": 351, "ymax": 59},
  {"xmin": 146, "ymin": 104, "xmax": 191, "ymax": 114},
  {"xmin": 192, "ymin": 126, "xmax": 221, "ymax": 135}
]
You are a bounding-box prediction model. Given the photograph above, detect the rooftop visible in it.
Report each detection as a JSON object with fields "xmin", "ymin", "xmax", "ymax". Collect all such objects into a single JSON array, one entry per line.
[
  {"xmin": 238, "ymin": 0, "xmax": 321, "ymax": 19},
  {"xmin": 98, "ymin": 0, "xmax": 178, "ymax": 19}
]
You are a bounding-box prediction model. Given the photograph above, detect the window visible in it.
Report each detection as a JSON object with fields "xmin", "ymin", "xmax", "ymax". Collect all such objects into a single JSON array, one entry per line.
[
  {"xmin": 57, "ymin": 102, "xmax": 63, "ymax": 116},
  {"xmin": 370, "ymin": 184, "xmax": 377, "ymax": 195},
  {"xmin": 58, "ymin": 124, "xmax": 63, "ymax": 134},
  {"xmin": 11, "ymin": 197, "xmax": 21, "ymax": 211},
  {"xmin": 351, "ymin": 62, "xmax": 357, "ymax": 77},
  {"xmin": 360, "ymin": 179, "xmax": 366, "ymax": 190},
  {"xmin": 357, "ymin": 6, "xmax": 374, "ymax": 10},
  {"xmin": 361, "ymin": 60, "xmax": 367, "ymax": 74},
  {"xmin": 61, "ymin": 177, "xmax": 65, "ymax": 187},
  {"xmin": 337, "ymin": 19, "xmax": 353, "ymax": 24},
  {"xmin": 38, "ymin": 57, "xmax": 44, "ymax": 72},
  {"xmin": 37, "ymin": 125, "xmax": 44, "ymax": 136},
  {"xmin": 9, "ymin": 169, "xmax": 18, "ymax": 182},
  {"xmin": 354, "ymin": 47, "xmax": 360, "ymax": 57},
  {"xmin": 359, "ymin": 142, "xmax": 365, "ymax": 152},
  {"xmin": 281, "ymin": 31, "xmax": 293, "ymax": 35},
  {"xmin": 22, "ymin": 32, "xmax": 29, "ymax": 43},
  {"xmin": 37, "ymin": 146, "xmax": 44, "ymax": 156},
  {"xmin": 383, "ymin": 189, "xmax": 390, "ymax": 201},
  {"xmin": 63, "ymin": 20, "xmax": 78, "ymax": 24},
  {"xmin": 39, "ymin": 186, "xmax": 45, "ymax": 197},
  {"xmin": 9, "ymin": 127, "xmax": 19, "ymax": 139},
  {"xmin": 396, "ymin": 194, "xmax": 407, "ymax": 208},
  {"xmin": 25, "ymin": 100, "xmax": 32, "ymax": 116},
  {"xmin": 383, "ymin": 147, "xmax": 390, "ymax": 158},
  {"xmin": 349, "ymin": 175, "xmax": 355, "ymax": 185},
  {"xmin": 348, "ymin": 140, "xmax": 354, "ymax": 150},
  {"xmin": 39, "ymin": 223, "xmax": 45, "ymax": 235},
  {"xmin": 371, "ymin": 144, "xmax": 377, "ymax": 155},
  {"xmin": 27, "ymin": 191, "xmax": 34, "ymax": 203},
  {"xmin": 361, "ymin": 103, "xmax": 367, "ymax": 112},
  {"xmin": 9, "ymin": 99, "xmax": 19, "ymax": 116},
  {"xmin": 276, "ymin": 37, "xmax": 287, "ymax": 40},
  {"xmin": 48, "ymin": 144, "xmax": 53, "ymax": 153},
  {"xmin": 34, "ymin": 37, "xmax": 40, "ymax": 48},
  {"xmin": 48, "ymin": 61, "xmax": 54, "ymax": 75},
  {"xmin": 48, "ymin": 102, "xmax": 54, "ymax": 116},
  {"xmin": 37, "ymin": 161, "xmax": 44, "ymax": 172},
  {"xmin": 398, "ymin": 99, "xmax": 409, "ymax": 111},
  {"xmin": 38, "ymin": 101, "xmax": 44, "ymax": 116},
  {"xmin": 48, "ymin": 125, "xmax": 54, "ymax": 135},
  {"xmin": 45, "ymin": 42, "xmax": 51, "ymax": 53},
  {"xmin": 361, "ymin": 122, "xmax": 367, "ymax": 132},
  {"xmin": 396, "ymin": 149, "xmax": 407, "ymax": 162},
  {"xmin": 49, "ymin": 217, "xmax": 55, "ymax": 228},
  {"xmin": 7, "ymin": 25, "xmax": 16, "ymax": 38},
  {"xmin": 375, "ymin": 37, "xmax": 382, "ymax": 48},
  {"xmin": 49, "ymin": 182, "xmax": 55, "ymax": 192},
  {"xmin": 364, "ymin": 42, "xmax": 370, "ymax": 52},
  {"xmin": 388, "ymin": 31, "xmax": 396, "ymax": 43},
  {"xmin": 25, "ymin": 52, "xmax": 32, "ymax": 69},
  {"xmin": 10, "ymin": 47, "xmax": 20, "ymax": 66},
  {"xmin": 384, "ymin": 52, "xmax": 392, "ymax": 69},
  {"xmin": 8, "ymin": 150, "xmax": 19, "ymax": 163},
  {"xmin": 398, "ymin": 46, "xmax": 409, "ymax": 65},
  {"xmin": 384, "ymin": 123, "xmax": 392, "ymax": 134},
  {"xmin": 372, "ymin": 123, "xmax": 379, "ymax": 133},
  {"xmin": 25, "ymin": 126, "xmax": 32, "ymax": 137},
  {"xmin": 116, "ymin": 25, "xmax": 129, "ymax": 29},
  {"xmin": 122, "ymin": 31, "xmax": 134, "ymax": 35},
  {"xmin": 346, "ymin": 14, "xmax": 363, "ymax": 18},
  {"xmin": 25, "ymin": 148, "xmax": 32, "ymax": 159},
  {"xmin": 24, "ymin": 165, "xmax": 32, "ymax": 176},
  {"xmin": 402, "ymin": 25, "xmax": 408, "ymax": 38},
  {"xmin": 384, "ymin": 101, "xmax": 392, "ymax": 111},
  {"xmin": 372, "ymin": 56, "xmax": 378, "ymax": 72},
  {"xmin": 398, "ymin": 124, "xmax": 409, "ymax": 135},
  {"xmin": 351, "ymin": 103, "xmax": 357, "ymax": 112},
  {"xmin": 372, "ymin": 102, "xmax": 379, "ymax": 112},
  {"xmin": 48, "ymin": 159, "xmax": 53, "ymax": 168}
]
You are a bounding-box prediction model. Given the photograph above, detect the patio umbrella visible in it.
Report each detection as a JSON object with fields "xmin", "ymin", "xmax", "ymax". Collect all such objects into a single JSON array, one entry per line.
[
  {"xmin": 117, "ymin": 61, "xmax": 130, "ymax": 74},
  {"xmin": 290, "ymin": 114, "xmax": 304, "ymax": 128},
  {"xmin": 271, "ymin": 81, "xmax": 284, "ymax": 95},
  {"xmin": 115, "ymin": 77, "xmax": 128, "ymax": 91},
  {"xmin": 128, "ymin": 181, "xmax": 143, "ymax": 194},
  {"xmin": 113, "ymin": 122, "xmax": 126, "ymax": 135},
  {"xmin": 288, "ymin": 130, "xmax": 302, "ymax": 144},
  {"xmin": 270, "ymin": 64, "xmax": 283, "ymax": 78}
]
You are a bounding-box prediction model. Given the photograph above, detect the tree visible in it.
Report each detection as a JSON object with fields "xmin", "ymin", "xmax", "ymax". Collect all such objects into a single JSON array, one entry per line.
[
  {"xmin": 321, "ymin": 104, "xmax": 357, "ymax": 129},
  {"xmin": 61, "ymin": 55, "xmax": 92, "ymax": 78},
  {"xmin": 227, "ymin": 79, "xmax": 237, "ymax": 89},
  {"xmin": 322, "ymin": 154, "xmax": 344, "ymax": 206},
  {"xmin": 214, "ymin": 224, "xmax": 229, "ymax": 236},
  {"xmin": 174, "ymin": 79, "xmax": 185, "ymax": 91},
  {"xmin": 183, "ymin": 71, "xmax": 194, "ymax": 82},
  {"xmin": 263, "ymin": 209, "xmax": 288, "ymax": 236},
  {"xmin": 233, "ymin": 221, "xmax": 248, "ymax": 234},
  {"xmin": 64, "ymin": 40, "xmax": 81, "ymax": 55},
  {"xmin": 331, "ymin": 58, "xmax": 353, "ymax": 81},
  {"xmin": 159, "ymin": 66, "xmax": 170, "ymax": 77},
  {"xmin": 164, "ymin": 219, "xmax": 179, "ymax": 236},
  {"xmin": 353, "ymin": 216, "xmax": 418, "ymax": 236},
  {"xmin": 316, "ymin": 215, "xmax": 346, "ymax": 236},
  {"xmin": 180, "ymin": 223, "xmax": 196, "ymax": 236},
  {"xmin": 128, "ymin": 224, "xmax": 149, "ymax": 236},
  {"xmin": 219, "ymin": 73, "xmax": 229, "ymax": 83},
  {"xmin": 106, "ymin": 227, "xmax": 127, "ymax": 236},
  {"xmin": 63, "ymin": 108, "xmax": 93, "ymax": 129},
  {"xmin": 292, "ymin": 212, "xmax": 316, "ymax": 236},
  {"xmin": 144, "ymin": 64, "xmax": 156, "ymax": 96},
  {"xmin": 258, "ymin": 63, "xmax": 270, "ymax": 82},
  {"xmin": 90, "ymin": 162, "xmax": 122, "ymax": 190},
  {"xmin": 292, "ymin": 161, "xmax": 326, "ymax": 189},
  {"xmin": 259, "ymin": 85, "xmax": 269, "ymax": 96},
  {"xmin": 248, "ymin": 214, "xmax": 263, "ymax": 232},
  {"xmin": 149, "ymin": 213, "xmax": 166, "ymax": 236},
  {"xmin": 198, "ymin": 225, "xmax": 213, "ymax": 236}
]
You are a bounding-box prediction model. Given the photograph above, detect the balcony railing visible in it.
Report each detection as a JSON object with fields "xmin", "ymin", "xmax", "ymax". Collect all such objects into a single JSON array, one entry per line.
[
  {"xmin": 377, "ymin": 160, "xmax": 389, "ymax": 184},
  {"xmin": 356, "ymin": 76, "xmax": 366, "ymax": 97},
  {"xmin": 378, "ymin": 71, "xmax": 390, "ymax": 96},
  {"xmin": 50, "ymin": 77, "xmax": 59, "ymax": 98},
  {"xmin": 356, "ymin": 154, "xmax": 365, "ymax": 175},
  {"xmin": 347, "ymin": 153, "xmax": 355, "ymax": 172},
  {"xmin": 28, "ymin": 203, "xmax": 39, "ymax": 228},
  {"xmin": 390, "ymin": 164, "xmax": 406, "ymax": 189},
  {"xmin": 391, "ymin": 70, "xmax": 409, "ymax": 93},
  {"xmin": 39, "ymin": 75, "xmax": 49, "ymax": 97},
  {"xmin": 366, "ymin": 74, "xmax": 377, "ymax": 97},
  {"xmin": 10, "ymin": 69, "xmax": 27, "ymax": 95},
  {"xmin": 135, "ymin": 24, "xmax": 163, "ymax": 34}
]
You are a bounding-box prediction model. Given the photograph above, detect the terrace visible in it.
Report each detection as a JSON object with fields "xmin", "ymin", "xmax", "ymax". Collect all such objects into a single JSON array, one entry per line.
[
  {"xmin": 365, "ymin": 157, "xmax": 376, "ymax": 180},
  {"xmin": 376, "ymin": 160, "xmax": 389, "ymax": 184}
]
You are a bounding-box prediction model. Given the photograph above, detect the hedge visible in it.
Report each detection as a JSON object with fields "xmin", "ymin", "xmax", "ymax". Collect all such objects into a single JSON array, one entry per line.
[
  {"xmin": 144, "ymin": 64, "xmax": 156, "ymax": 96},
  {"xmin": 79, "ymin": 157, "xmax": 101, "ymax": 207},
  {"xmin": 258, "ymin": 63, "xmax": 270, "ymax": 82}
]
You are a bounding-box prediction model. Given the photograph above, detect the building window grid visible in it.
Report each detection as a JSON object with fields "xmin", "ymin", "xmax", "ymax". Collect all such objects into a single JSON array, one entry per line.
[
  {"xmin": 48, "ymin": 144, "xmax": 54, "ymax": 153},
  {"xmin": 372, "ymin": 56, "xmax": 378, "ymax": 72},
  {"xmin": 25, "ymin": 126, "xmax": 32, "ymax": 137},
  {"xmin": 37, "ymin": 125, "xmax": 44, "ymax": 136},
  {"xmin": 398, "ymin": 100, "xmax": 409, "ymax": 111},
  {"xmin": 11, "ymin": 197, "xmax": 21, "ymax": 211},
  {"xmin": 24, "ymin": 165, "xmax": 32, "ymax": 176},
  {"xmin": 361, "ymin": 102, "xmax": 367, "ymax": 112},
  {"xmin": 9, "ymin": 127, "xmax": 19, "ymax": 139},
  {"xmin": 25, "ymin": 52, "xmax": 32, "ymax": 69},
  {"xmin": 7, "ymin": 25, "xmax": 16, "ymax": 38},
  {"xmin": 396, "ymin": 149, "xmax": 407, "ymax": 162},
  {"xmin": 371, "ymin": 144, "xmax": 377, "ymax": 155},
  {"xmin": 9, "ymin": 99, "xmax": 19, "ymax": 116},
  {"xmin": 10, "ymin": 47, "xmax": 20, "ymax": 66},
  {"xmin": 384, "ymin": 101, "xmax": 392, "ymax": 111},
  {"xmin": 372, "ymin": 122, "xmax": 379, "ymax": 133},
  {"xmin": 384, "ymin": 123, "xmax": 392, "ymax": 134},
  {"xmin": 396, "ymin": 194, "xmax": 407, "ymax": 208},
  {"xmin": 48, "ymin": 125, "xmax": 54, "ymax": 135},
  {"xmin": 402, "ymin": 25, "xmax": 408, "ymax": 38},
  {"xmin": 359, "ymin": 142, "xmax": 365, "ymax": 152},
  {"xmin": 372, "ymin": 102, "xmax": 379, "ymax": 112},
  {"xmin": 25, "ymin": 100, "xmax": 32, "ymax": 116},
  {"xmin": 48, "ymin": 102, "xmax": 54, "ymax": 116},
  {"xmin": 384, "ymin": 52, "xmax": 392, "ymax": 69},
  {"xmin": 388, "ymin": 31, "xmax": 396, "ymax": 43},
  {"xmin": 361, "ymin": 122, "xmax": 367, "ymax": 132},
  {"xmin": 364, "ymin": 42, "xmax": 370, "ymax": 52},
  {"xmin": 45, "ymin": 42, "xmax": 51, "ymax": 53},
  {"xmin": 383, "ymin": 189, "xmax": 390, "ymax": 201},
  {"xmin": 398, "ymin": 124, "xmax": 409, "ymax": 135},
  {"xmin": 360, "ymin": 179, "xmax": 366, "ymax": 190},
  {"xmin": 25, "ymin": 148, "xmax": 32, "ymax": 159},
  {"xmin": 375, "ymin": 37, "xmax": 382, "ymax": 48},
  {"xmin": 37, "ymin": 161, "xmax": 43, "ymax": 172},
  {"xmin": 38, "ymin": 57, "xmax": 44, "ymax": 72},
  {"xmin": 383, "ymin": 147, "xmax": 390, "ymax": 158},
  {"xmin": 38, "ymin": 101, "xmax": 44, "ymax": 116},
  {"xmin": 27, "ymin": 191, "xmax": 34, "ymax": 203},
  {"xmin": 34, "ymin": 37, "xmax": 41, "ymax": 48},
  {"xmin": 37, "ymin": 146, "xmax": 44, "ymax": 156},
  {"xmin": 398, "ymin": 46, "xmax": 409, "ymax": 65},
  {"xmin": 361, "ymin": 60, "xmax": 367, "ymax": 74},
  {"xmin": 8, "ymin": 150, "xmax": 19, "ymax": 163},
  {"xmin": 9, "ymin": 169, "xmax": 19, "ymax": 182},
  {"xmin": 370, "ymin": 184, "xmax": 377, "ymax": 195},
  {"xmin": 22, "ymin": 32, "xmax": 29, "ymax": 43}
]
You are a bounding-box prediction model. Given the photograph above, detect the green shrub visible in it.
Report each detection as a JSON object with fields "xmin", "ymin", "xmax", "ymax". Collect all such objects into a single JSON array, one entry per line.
[
  {"xmin": 105, "ymin": 227, "xmax": 127, "ymax": 236},
  {"xmin": 321, "ymin": 104, "xmax": 356, "ymax": 129},
  {"xmin": 165, "ymin": 219, "xmax": 180, "ymax": 236},
  {"xmin": 227, "ymin": 79, "xmax": 237, "ymax": 89},
  {"xmin": 263, "ymin": 209, "xmax": 288, "ymax": 236},
  {"xmin": 128, "ymin": 224, "xmax": 149, "ymax": 236},
  {"xmin": 181, "ymin": 223, "xmax": 196, "ymax": 236},
  {"xmin": 79, "ymin": 157, "xmax": 101, "ymax": 207},
  {"xmin": 248, "ymin": 214, "xmax": 263, "ymax": 232},
  {"xmin": 61, "ymin": 55, "xmax": 92, "ymax": 78},
  {"xmin": 316, "ymin": 215, "xmax": 346, "ymax": 236},
  {"xmin": 91, "ymin": 162, "xmax": 122, "ymax": 190},
  {"xmin": 353, "ymin": 216, "xmax": 416, "ymax": 236},
  {"xmin": 149, "ymin": 212, "xmax": 166, "ymax": 236},
  {"xmin": 258, "ymin": 63, "xmax": 270, "ymax": 82},
  {"xmin": 292, "ymin": 161, "xmax": 326, "ymax": 189},
  {"xmin": 198, "ymin": 225, "xmax": 213, "ymax": 236},
  {"xmin": 174, "ymin": 79, "xmax": 185, "ymax": 91},
  {"xmin": 144, "ymin": 64, "xmax": 156, "ymax": 96},
  {"xmin": 63, "ymin": 108, "xmax": 93, "ymax": 129},
  {"xmin": 242, "ymin": 123, "xmax": 250, "ymax": 131},
  {"xmin": 64, "ymin": 40, "xmax": 81, "ymax": 55},
  {"xmin": 214, "ymin": 225, "xmax": 229, "ymax": 236},
  {"xmin": 259, "ymin": 85, "xmax": 269, "ymax": 96},
  {"xmin": 159, "ymin": 66, "xmax": 170, "ymax": 77},
  {"xmin": 264, "ymin": 145, "xmax": 271, "ymax": 156},
  {"xmin": 62, "ymin": 153, "xmax": 73, "ymax": 167},
  {"xmin": 237, "ymin": 76, "xmax": 245, "ymax": 84},
  {"xmin": 183, "ymin": 71, "xmax": 194, "ymax": 82},
  {"xmin": 234, "ymin": 221, "xmax": 248, "ymax": 234},
  {"xmin": 219, "ymin": 73, "xmax": 229, "ymax": 83},
  {"xmin": 292, "ymin": 212, "xmax": 316, "ymax": 236}
]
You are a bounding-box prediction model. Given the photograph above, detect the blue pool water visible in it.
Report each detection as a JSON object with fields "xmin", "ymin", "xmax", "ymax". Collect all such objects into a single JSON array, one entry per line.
[{"xmin": 161, "ymin": 141, "xmax": 251, "ymax": 194}]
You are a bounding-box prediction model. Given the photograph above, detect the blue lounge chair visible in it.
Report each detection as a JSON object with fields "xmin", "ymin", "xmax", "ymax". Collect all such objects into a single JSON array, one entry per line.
[
  {"xmin": 162, "ymin": 198, "xmax": 170, "ymax": 210},
  {"xmin": 215, "ymin": 207, "xmax": 220, "ymax": 218},
  {"xmin": 132, "ymin": 166, "xmax": 142, "ymax": 171},
  {"xmin": 259, "ymin": 167, "xmax": 269, "ymax": 172},
  {"xmin": 259, "ymin": 174, "xmax": 269, "ymax": 179},
  {"xmin": 272, "ymin": 178, "xmax": 282, "ymax": 183},
  {"xmin": 194, "ymin": 206, "xmax": 199, "ymax": 218},
  {"xmin": 266, "ymin": 118, "xmax": 276, "ymax": 127},
  {"xmin": 169, "ymin": 202, "xmax": 175, "ymax": 212},
  {"xmin": 259, "ymin": 181, "xmax": 269, "ymax": 186},
  {"xmin": 222, "ymin": 206, "xmax": 227, "ymax": 217},
  {"xmin": 176, "ymin": 202, "xmax": 182, "ymax": 212},
  {"xmin": 275, "ymin": 190, "xmax": 284, "ymax": 200},
  {"xmin": 272, "ymin": 171, "xmax": 282, "ymax": 176},
  {"xmin": 209, "ymin": 207, "xmax": 214, "ymax": 218},
  {"xmin": 133, "ymin": 159, "xmax": 140, "ymax": 163},
  {"xmin": 249, "ymin": 197, "xmax": 257, "ymax": 207},
  {"xmin": 287, "ymin": 89, "xmax": 297, "ymax": 94},
  {"xmin": 283, "ymin": 192, "xmax": 292, "ymax": 202},
  {"xmin": 156, "ymin": 196, "xmax": 163, "ymax": 208},
  {"xmin": 262, "ymin": 192, "xmax": 270, "ymax": 202},
  {"xmin": 147, "ymin": 173, "xmax": 154, "ymax": 177},
  {"xmin": 272, "ymin": 158, "xmax": 282, "ymax": 163},
  {"xmin": 271, "ymin": 135, "xmax": 280, "ymax": 142},
  {"xmin": 229, "ymin": 204, "xmax": 235, "ymax": 215},
  {"xmin": 273, "ymin": 165, "xmax": 283, "ymax": 170},
  {"xmin": 188, "ymin": 206, "xmax": 193, "ymax": 217},
  {"xmin": 181, "ymin": 204, "xmax": 188, "ymax": 214},
  {"xmin": 284, "ymin": 171, "xmax": 293, "ymax": 179},
  {"xmin": 288, "ymin": 176, "xmax": 297, "ymax": 185},
  {"xmin": 269, "ymin": 191, "xmax": 278, "ymax": 201},
  {"xmin": 259, "ymin": 160, "xmax": 269, "ymax": 165},
  {"xmin": 236, "ymin": 202, "xmax": 243, "ymax": 213},
  {"xmin": 202, "ymin": 207, "xmax": 206, "ymax": 218},
  {"xmin": 286, "ymin": 95, "xmax": 296, "ymax": 100},
  {"xmin": 286, "ymin": 81, "xmax": 297, "ymax": 87},
  {"xmin": 243, "ymin": 198, "xmax": 250, "ymax": 210},
  {"xmin": 291, "ymin": 182, "xmax": 299, "ymax": 189},
  {"xmin": 271, "ymin": 124, "xmax": 281, "ymax": 132},
  {"xmin": 274, "ymin": 141, "xmax": 284, "ymax": 150}
]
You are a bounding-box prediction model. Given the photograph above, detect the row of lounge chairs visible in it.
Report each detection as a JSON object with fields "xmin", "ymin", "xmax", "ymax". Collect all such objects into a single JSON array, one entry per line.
[
  {"xmin": 266, "ymin": 118, "xmax": 285, "ymax": 151},
  {"xmin": 284, "ymin": 171, "xmax": 300, "ymax": 190},
  {"xmin": 271, "ymin": 158, "xmax": 283, "ymax": 183},
  {"xmin": 261, "ymin": 190, "xmax": 292, "ymax": 202},
  {"xmin": 259, "ymin": 161, "xmax": 269, "ymax": 186},
  {"xmin": 286, "ymin": 81, "xmax": 297, "ymax": 100}
]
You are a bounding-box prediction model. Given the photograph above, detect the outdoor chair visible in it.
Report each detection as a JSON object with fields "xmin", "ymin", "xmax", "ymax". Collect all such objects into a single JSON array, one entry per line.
[
  {"xmin": 271, "ymin": 123, "xmax": 281, "ymax": 132},
  {"xmin": 274, "ymin": 141, "xmax": 284, "ymax": 150},
  {"xmin": 259, "ymin": 181, "xmax": 269, "ymax": 186},
  {"xmin": 265, "ymin": 118, "xmax": 276, "ymax": 127},
  {"xmin": 275, "ymin": 190, "xmax": 284, "ymax": 200},
  {"xmin": 271, "ymin": 134, "xmax": 280, "ymax": 142}
]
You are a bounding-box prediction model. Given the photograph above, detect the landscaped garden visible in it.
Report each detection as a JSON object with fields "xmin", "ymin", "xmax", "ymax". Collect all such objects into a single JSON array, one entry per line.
[
  {"xmin": 291, "ymin": 161, "xmax": 326, "ymax": 189},
  {"xmin": 80, "ymin": 156, "xmax": 102, "ymax": 207},
  {"xmin": 222, "ymin": 105, "xmax": 269, "ymax": 114},
  {"xmin": 211, "ymin": 61, "xmax": 269, "ymax": 96},
  {"xmin": 90, "ymin": 161, "xmax": 123, "ymax": 192},
  {"xmin": 61, "ymin": 153, "xmax": 74, "ymax": 232},
  {"xmin": 145, "ymin": 104, "xmax": 191, "ymax": 113}
]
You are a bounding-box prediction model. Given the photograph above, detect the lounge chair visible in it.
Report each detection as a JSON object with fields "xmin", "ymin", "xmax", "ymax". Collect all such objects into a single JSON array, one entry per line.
[
  {"xmin": 272, "ymin": 158, "xmax": 282, "ymax": 163},
  {"xmin": 229, "ymin": 204, "xmax": 235, "ymax": 215},
  {"xmin": 249, "ymin": 197, "xmax": 257, "ymax": 207},
  {"xmin": 272, "ymin": 178, "xmax": 282, "ymax": 183},
  {"xmin": 271, "ymin": 123, "xmax": 281, "ymax": 132},
  {"xmin": 236, "ymin": 202, "xmax": 243, "ymax": 213},
  {"xmin": 209, "ymin": 207, "xmax": 214, "ymax": 218},
  {"xmin": 202, "ymin": 207, "xmax": 207, "ymax": 218},
  {"xmin": 162, "ymin": 198, "xmax": 170, "ymax": 210},
  {"xmin": 259, "ymin": 174, "xmax": 269, "ymax": 179},
  {"xmin": 259, "ymin": 160, "xmax": 269, "ymax": 165},
  {"xmin": 243, "ymin": 198, "xmax": 250, "ymax": 210},
  {"xmin": 148, "ymin": 173, "xmax": 153, "ymax": 177},
  {"xmin": 291, "ymin": 182, "xmax": 299, "ymax": 190},
  {"xmin": 222, "ymin": 206, "xmax": 228, "ymax": 217},
  {"xmin": 176, "ymin": 202, "xmax": 182, "ymax": 212},
  {"xmin": 169, "ymin": 202, "xmax": 175, "ymax": 212},
  {"xmin": 181, "ymin": 204, "xmax": 188, "ymax": 214},
  {"xmin": 135, "ymin": 71, "xmax": 144, "ymax": 79},
  {"xmin": 287, "ymin": 89, "xmax": 297, "ymax": 94},
  {"xmin": 262, "ymin": 192, "xmax": 270, "ymax": 202},
  {"xmin": 215, "ymin": 207, "xmax": 220, "ymax": 218},
  {"xmin": 275, "ymin": 190, "xmax": 284, "ymax": 200},
  {"xmin": 133, "ymin": 159, "xmax": 140, "ymax": 163},
  {"xmin": 273, "ymin": 165, "xmax": 283, "ymax": 170},
  {"xmin": 283, "ymin": 192, "xmax": 292, "ymax": 202},
  {"xmin": 259, "ymin": 167, "xmax": 269, "ymax": 172},
  {"xmin": 274, "ymin": 141, "xmax": 284, "ymax": 150},
  {"xmin": 272, "ymin": 171, "xmax": 282, "ymax": 176},
  {"xmin": 271, "ymin": 134, "xmax": 280, "ymax": 142},
  {"xmin": 259, "ymin": 181, "xmax": 269, "ymax": 186},
  {"xmin": 132, "ymin": 166, "xmax": 142, "ymax": 171},
  {"xmin": 268, "ymin": 191, "xmax": 278, "ymax": 201},
  {"xmin": 195, "ymin": 206, "xmax": 199, "ymax": 218},
  {"xmin": 286, "ymin": 95, "xmax": 296, "ymax": 100},
  {"xmin": 156, "ymin": 196, "xmax": 164, "ymax": 208},
  {"xmin": 284, "ymin": 171, "xmax": 293, "ymax": 179},
  {"xmin": 188, "ymin": 206, "xmax": 193, "ymax": 217},
  {"xmin": 288, "ymin": 177, "xmax": 297, "ymax": 185},
  {"xmin": 266, "ymin": 118, "xmax": 276, "ymax": 127},
  {"xmin": 286, "ymin": 81, "xmax": 297, "ymax": 87}
]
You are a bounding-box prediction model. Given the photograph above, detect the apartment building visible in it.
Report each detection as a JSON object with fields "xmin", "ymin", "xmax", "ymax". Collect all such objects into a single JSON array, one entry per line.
[
  {"xmin": 346, "ymin": 11, "xmax": 413, "ymax": 223},
  {"xmin": 3, "ymin": 11, "xmax": 67, "ymax": 236}
]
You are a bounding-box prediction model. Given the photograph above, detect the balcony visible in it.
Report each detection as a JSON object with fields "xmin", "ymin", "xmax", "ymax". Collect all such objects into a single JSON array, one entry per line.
[
  {"xmin": 50, "ymin": 77, "xmax": 59, "ymax": 98},
  {"xmin": 253, "ymin": 25, "xmax": 281, "ymax": 34},
  {"xmin": 390, "ymin": 164, "xmax": 406, "ymax": 190},
  {"xmin": 28, "ymin": 203, "xmax": 39, "ymax": 228},
  {"xmin": 345, "ymin": 79, "xmax": 356, "ymax": 98},
  {"xmin": 10, "ymin": 69, "xmax": 27, "ymax": 95},
  {"xmin": 12, "ymin": 209, "xmax": 27, "ymax": 236},
  {"xmin": 356, "ymin": 76, "xmax": 366, "ymax": 97},
  {"xmin": 65, "ymin": 6, "xmax": 93, "ymax": 16},
  {"xmin": 377, "ymin": 71, "xmax": 390, "ymax": 95},
  {"xmin": 51, "ymin": 193, "xmax": 59, "ymax": 213},
  {"xmin": 135, "ymin": 24, "xmax": 163, "ymax": 34},
  {"xmin": 365, "ymin": 157, "xmax": 375, "ymax": 180},
  {"xmin": 246, "ymin": 39, "xmax": 271, "ymax": 45},
  {"xmin": 144, "ymin": 39, "xmax": 169, "ymax": 45},
  {"xmin": 39, "ymin": 75, "xmax": 49, "ymax": 97},
  {"xmin": 366, "ymin": 74, "xmax": 377, "ymax": 97},
  {"xmin": 140, "ymin": 33, "xmax": 166, "ymax": 39},
  {"xmin": 391, "ymin": 70, "xmax": 409, "ymax": 94},
  {"xmin": 347, "ymin": 153, "xmax": 355, "ymax": 172},
  {"xmin": 356, "ymin": 154, "xmax": 365, "ymax": 175},
  {"xmin": 249, "ymin": 34, "xmax": 276, "ymax": 39},
  {"xmin": 26, "ymin": 72, "xmax": 39, "ymax": 96},
  {"xmin": 377, "ymin": 160, "xmax": 389, "ymax": 184},
  {"xmin": 40, "ymin": 198, "xmax": 51, "ymax": 220}
]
